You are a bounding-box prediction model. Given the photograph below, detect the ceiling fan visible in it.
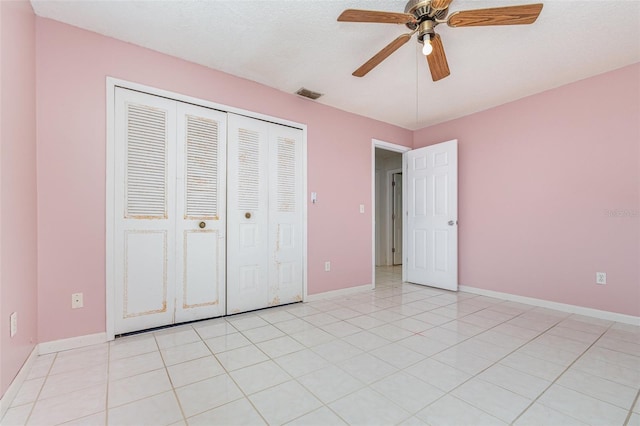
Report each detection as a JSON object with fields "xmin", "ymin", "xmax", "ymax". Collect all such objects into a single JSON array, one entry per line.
[{"xmin": 338, "ymin": 0, "xmax": 543, "ymax": 81}]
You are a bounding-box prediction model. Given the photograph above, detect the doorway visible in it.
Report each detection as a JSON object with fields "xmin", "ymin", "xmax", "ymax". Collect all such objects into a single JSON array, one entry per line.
[{"xmin": 372, "ymin": 140, "xmax": 410, "ymax": 287}]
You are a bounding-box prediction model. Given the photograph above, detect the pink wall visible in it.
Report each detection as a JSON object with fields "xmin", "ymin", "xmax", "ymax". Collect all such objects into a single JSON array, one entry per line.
[
  {"xmin": 35, "ymin": 18, "xmax": 412, "ymax": 342},
  {"xmin": 0, "ymin": 0, "xmax": 38, "ymax": 398},
  {"xmin": 414, "ymin": 64, "xmax": 640, "ymax": 316}
]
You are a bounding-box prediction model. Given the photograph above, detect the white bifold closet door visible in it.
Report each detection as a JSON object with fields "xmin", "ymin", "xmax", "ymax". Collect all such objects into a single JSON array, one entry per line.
[
  {"xmin": 227, "ymin": 113, "xmax": 304, "ymax": 314},
  {"xmin": 114, "ymin": 88, "xmax": 227, "ymax": 334}
]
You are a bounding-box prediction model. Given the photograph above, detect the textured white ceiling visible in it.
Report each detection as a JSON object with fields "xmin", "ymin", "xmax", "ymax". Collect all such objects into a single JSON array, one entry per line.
[{"xmin": 31, "ymin": 0, "xmax": 640, "ymax": 130}]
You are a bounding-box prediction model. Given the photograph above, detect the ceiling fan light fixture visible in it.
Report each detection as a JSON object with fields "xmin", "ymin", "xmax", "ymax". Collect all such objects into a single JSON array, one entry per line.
[{"xmin": 422, "ymin": 36, "xmax": 433, "ymax": 55}]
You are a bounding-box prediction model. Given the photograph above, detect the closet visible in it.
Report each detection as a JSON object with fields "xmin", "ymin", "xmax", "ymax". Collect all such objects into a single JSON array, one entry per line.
[{"xmin": 112, "ymin": 87, "xmax": 303, "ymax": 335}]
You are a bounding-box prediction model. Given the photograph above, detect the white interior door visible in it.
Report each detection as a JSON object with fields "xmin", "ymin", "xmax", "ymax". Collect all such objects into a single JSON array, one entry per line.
[
  {"xmin": 392, "ymin": 173, "xmax": 403, "ymax": 265},
  {"xmin": 268, "ymin": 124, "xmax": 304, "ymax": 305},
  {"xmin": 227, "ymin": 114, "xmax": 270, "ymax": 314},
  {"xmin": 114, "ymin": 88, "xmax": 177, "ymax": 334},
  {"xmin": 404, "ymin": 140, "xmax": 458, "ymax": 291},
  {"xmin": 174, "ymin": 103, "xmax": 227, "ymax": 322},
  {"xmin": 227, "ymin": 114, "xmax": 304, "ymax": 314}
]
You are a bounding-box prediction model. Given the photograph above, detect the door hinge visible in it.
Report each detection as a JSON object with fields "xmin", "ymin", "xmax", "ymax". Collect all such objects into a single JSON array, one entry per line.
[
  {"xmin": 392, "ymin": 248, "xmax": 396, "ymax": 253},
  {"xmin": 392, "ymin": 213, "xmax": 395, "ymax": 220},
  {"xmin": 392, "ymin": 181, "xmax": 396, "ymax": 187}
]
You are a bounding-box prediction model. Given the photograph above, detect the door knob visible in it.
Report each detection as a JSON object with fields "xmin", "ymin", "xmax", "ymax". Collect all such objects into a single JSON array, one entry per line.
[
  {"xmin": 199, "ymin": 221, "xmax": 206, "ymax": 229},
  {"xmin": 245, "ymin": 212, "xmax": 251, "ymax": 219},
  {"xmin": 448, "ymin": 220, "xmax": 455, "ymax": 226}
]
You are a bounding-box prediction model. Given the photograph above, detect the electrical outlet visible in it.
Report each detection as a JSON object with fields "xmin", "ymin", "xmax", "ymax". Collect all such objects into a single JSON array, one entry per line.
[
  {"xmin": 324, "ymin": 261, "xmax": 331, "ymax": 272},
  {"xmin": 596, "ymin": 272, "xmax": 606, "ymax": 285},
  {"xmin": 72, "ymin": 292, "xmax": 84, "ymax": 309},
  {"xmin": 10, "ymin": 312, "xmax": 17, "ymax": 337}
]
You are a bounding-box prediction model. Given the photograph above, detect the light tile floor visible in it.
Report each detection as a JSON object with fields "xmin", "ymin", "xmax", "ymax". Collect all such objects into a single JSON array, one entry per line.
[{"xmin": 3, "ymin": 266, "xmax": 639, "ymax": 425}]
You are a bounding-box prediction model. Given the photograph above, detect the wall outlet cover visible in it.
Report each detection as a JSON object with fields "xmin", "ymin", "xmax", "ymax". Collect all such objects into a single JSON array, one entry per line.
[{"xmin": 596, "ymin": 272, "xmax": 606, "ymax": 285}]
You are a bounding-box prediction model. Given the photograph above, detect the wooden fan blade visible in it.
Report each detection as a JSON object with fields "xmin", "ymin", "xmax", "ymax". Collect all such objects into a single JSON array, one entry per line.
[
  {"xmin": 447, "ymin": 3, "xmax": 543, "ymax": 27},
  {"xmin": 338, "ymin": 9, "xmax": 416, "ymax": 25},
  {"xmin": 353, "ymin": 33, "xmax": 413, "ymax": 77},
  {"xmin": 431, "ymin": 0, "xmax": 453, "ymax": 11},
  {"xmin": 426, "ymin": 34, "xmax": 450, "ymax": 82}
]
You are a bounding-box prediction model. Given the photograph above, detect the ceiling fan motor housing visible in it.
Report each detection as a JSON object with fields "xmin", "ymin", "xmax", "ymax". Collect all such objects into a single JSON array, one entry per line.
[{"xmin": 404, "ymin": 0, "xmax": 447, "ymax": 42}]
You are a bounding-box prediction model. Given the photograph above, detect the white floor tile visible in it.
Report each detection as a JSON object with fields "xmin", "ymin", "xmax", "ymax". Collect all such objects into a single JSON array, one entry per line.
[
  {"xmin": 192, "ymin": 319, "xmax": 237, "ymax": 339},
  {"xmin": 109, "ymin": 334, "xmax": 157, "ymax": 360},
  {"xmin": 204, "ymin": 332, "xmax": 251, "ymax": 354},
  {"xmin": 370, "ymin": 371, "xmax": 444, "ymax": 414},
  {"xmin": 49, "ymin": 345, "xmax": 108, "ymax": 376},
  {"xmin": 109, "ymin": 351, "xmax": 164, "ymax": 381},
  {"xmin": 225, "ymin": 315, "xmax": 269, "ymax": 331},
  {"xmin": 40, "ymin": 363, "xmax": 108, "ymax": 400},
  {"xmin": 404, "ymin": 358, "xmax": 471, "ymax": 392},
  {"xmin": 452, "ymin": 378, "xmax": 532, "ymax": 423},
  {"xmin": 26, "ymin": 354, "xmax": 55, "ymax": 380},
  {"xmin": 478, "ymin": 363, "xmax": 551, "ymax": 399},
  {"xmin": 311, "ymin": 339, "xmax": 363, "ymax": 363},
  {"xmin": 175, "ymin": 374, "xmax": 243, "ymax": 418},
  {"xmin": 537, "ymin": 384, "xmax": 628, "ymax": 425},
  {"xmin": 167, "ymin": 355, "xmax": 225, "ymax": 387},
  {"xmin": 229, "ymin": 360, "xmax": 291, "ymax": 395},
  {"xmin": 17, "ymin": 267, "xmax": 640, "ymax": 426},
  {"xmin": 319, "ymin": 321, "xmax": 363, "ymax": 338},
  {"xmin": 290, "ymin": 328, "xmax": 336, "ymax": 347},
  {"xmin": 415, "ymin": 395, "xmax": 507, "ymax": 426},
  {"xmin": 329, "ymin": 387, "xmax": 410, "ymax": 426},
  {"xmin": 513, "ymin": 402, "xmax": 587, "ymax": 425},
  {"xmin": 257, "ymin": 308, "xmax": 297, "ymax": 324},
  {"xmin": 341, "ymin": 330, "xmax": 390, "ymax": 351},
  {"xmin": 215, "ymin": 344, "xmax": 269, "ymax": 371},
  {"xmin": 431, "ymin": 347, "xmax": 495, "ymax": 376},
  {"xmin": 28, "ymin": 384, "xmax": 106, "ymax": 425},
  {"xmin": 61, "ymin": 410, "xmax": 106, "ymax": 425},
  {"xmin": 241, "ymin": 324, "xmax": 286, "ymax": 343},
  {"xmin": 11, "ymin": 378, "xmax": 44, "ymax": 407},
  {"xmin": 286, "ymin": 406, "xmax": 347, "ymax": 426},
  {"xmin": 297, "ymin": 365, "xmax": 364, "ymax": 403},
  {"xmin": 250, "ymin": 380, "xmax": 322, "ymax": 425},
  {"xmin": 187, "ymin": 398, "xmax": 266, "ymax": 426},
  {"xmin": 160, "ymin": 340, "xmax": 210, "ymax": 366},
  {"xmin": 369, "ymin": 342, "xmax": 426, "ymax": 369},
  {"xmin": 274, "ymin": 349, "xmax": 330, "ymax": 377},
  {"xmin": 1, "ymin": 403, "xmax": 32, "ymax": 426},
  {"xmin": 556, "ymin": 368, "xmax": 638, "ymax": 410},
  {"xmin": 338, "ymin": 353, "xmax": 397, "ymax": 384},
  {"xmin": 256, "ymin": 335, "xmax": 305, "ymax": 358},
  {"xmin": 108, "ymin": 368, "xmax": 172, "ymax": 408},
  {"xmin": 500, "ymin": 351, "xmax": 566, "ymax": 381},
  {"xmin": 154, "ymin": 328, "xmax": 200, "ymax": 349},
  {"xmin": 107, "ymin": 390, "xmax": 182, "ymax": 426}
]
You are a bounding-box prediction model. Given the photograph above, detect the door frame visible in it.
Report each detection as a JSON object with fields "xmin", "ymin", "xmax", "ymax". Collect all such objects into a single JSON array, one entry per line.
[
  {"xmin": 371, "ymin": 139, "xmax": 410, "ymax": 289},
  {"xmin": 106, "ymin": 77, "xmax": 308, "ymax": 340},
  {"xmin": 387, "ymin": 169, "xmax": 402, "ymax": 266}
]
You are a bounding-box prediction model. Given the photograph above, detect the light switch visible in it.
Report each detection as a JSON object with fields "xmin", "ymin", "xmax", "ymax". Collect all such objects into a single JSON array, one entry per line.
[
  {"xmin": 311, "ymin": 192, "xmax": 317, "ymax": 204},
  {"xmin": 359, "ymin": 204, "xmax": 365, "ymax": 213}
]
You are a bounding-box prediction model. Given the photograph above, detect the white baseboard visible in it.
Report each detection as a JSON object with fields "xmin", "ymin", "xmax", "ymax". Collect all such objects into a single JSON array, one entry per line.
[
  {"xmin": 306, "ymin": 283, "xmax": 373, "ymax": 302},
  {"xmin": 38, "ymin": 332, "xmax": 108, "ymax": 355},
  {"xmin": 460, "ymin": 285, "xmax": 640, "ymax": 326},
  {"xmin": 0, "ymin": 345, "xmax": 39, "ymax": 419}
]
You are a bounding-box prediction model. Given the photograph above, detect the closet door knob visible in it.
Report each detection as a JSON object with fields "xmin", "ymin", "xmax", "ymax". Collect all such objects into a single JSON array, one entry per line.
[
  {"xmin": 199, "ymin": 222, "xmax": 206, "ymax": 229},
  {"xmin": 245, "ymin": 212, "xmax": 251, "ymax": 219}
]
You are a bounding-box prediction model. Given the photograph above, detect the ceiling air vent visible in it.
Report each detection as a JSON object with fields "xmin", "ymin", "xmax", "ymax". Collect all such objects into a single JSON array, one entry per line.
[{"xmin": 295, "ymin": 88, "xmax": 323, "ymax": 100}]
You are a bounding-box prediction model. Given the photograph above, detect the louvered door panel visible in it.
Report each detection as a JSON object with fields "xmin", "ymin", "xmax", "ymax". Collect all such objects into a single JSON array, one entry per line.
[
  {"xmin": 268, "ymin": 127, "xmax": 304, "ymax": 305},
  {"xmin": 114, "ymin": 88, "xmax": 177, "ymax": 334},
  {"xmin": 185, "ymin": 115, "xmax": 219, "ymax": 219},
  {"xmin": 175, "ymin": 103, "xmax": 227, "ymax": 322},
  {"xmin": 227, "ymin": 114, "xmax": 270, "ymax": 314},
  {"xmin": 125, "ymin": 104, "xmax": 168, "ymax": 218}
]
